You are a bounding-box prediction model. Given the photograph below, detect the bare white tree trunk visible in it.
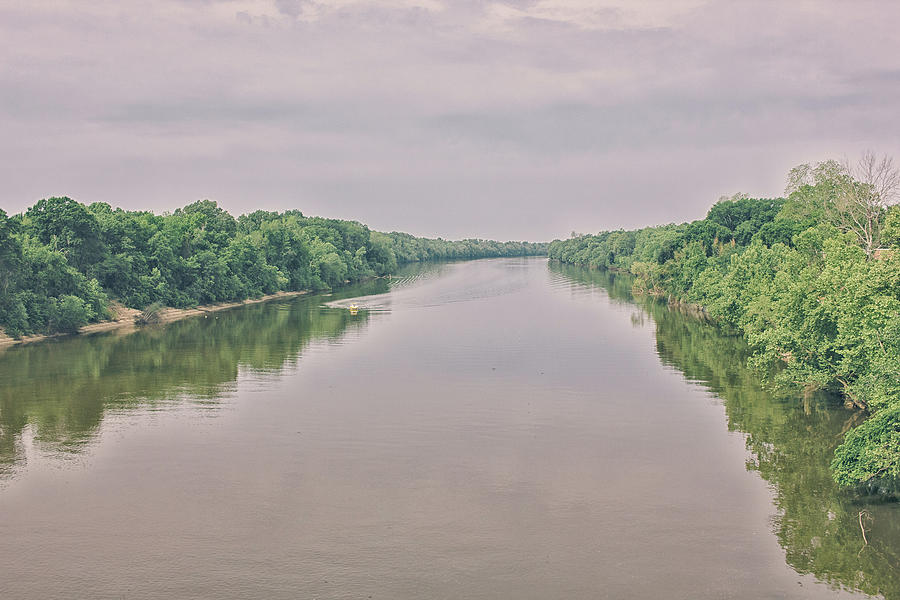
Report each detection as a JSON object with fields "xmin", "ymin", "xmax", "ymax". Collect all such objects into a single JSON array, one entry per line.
[{"xmin": 833, "ymin": 152, "xmax": 900, "ymax": 259}]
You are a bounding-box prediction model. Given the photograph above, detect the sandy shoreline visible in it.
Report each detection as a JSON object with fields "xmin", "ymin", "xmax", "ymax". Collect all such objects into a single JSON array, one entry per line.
[{"xmin": 0, "ymin": 289, "xmax": 310, "ymax": 349}]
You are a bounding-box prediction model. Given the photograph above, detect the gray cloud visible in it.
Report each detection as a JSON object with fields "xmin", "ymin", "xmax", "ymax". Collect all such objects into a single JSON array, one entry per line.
[
  {"xmin": 1, "ymin": 0, "xmax": 899, "ymax": 240},
  {"xmin": 274, "ymin": 0, "xmax": 305, "ymax": 18}
]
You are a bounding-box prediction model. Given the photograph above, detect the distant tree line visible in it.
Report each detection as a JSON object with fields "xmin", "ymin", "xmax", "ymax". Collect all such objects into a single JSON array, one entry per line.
[
  {"xmin": 0, "ymin": 198, "xmax": 547, "ymax": 337},
  {"xmin": 549, "ymin": 153, "xmax": 900, "ymax": 490}
]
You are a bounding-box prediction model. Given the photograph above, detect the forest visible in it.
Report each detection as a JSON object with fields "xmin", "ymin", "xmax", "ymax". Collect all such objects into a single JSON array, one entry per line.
[
  {"xmin": 0, "ymin": 197, "xmax": 546, "ymax": 338},
  {"xmin": 548, "ymin": 154, "xmax": 900, "ymax": 491}
]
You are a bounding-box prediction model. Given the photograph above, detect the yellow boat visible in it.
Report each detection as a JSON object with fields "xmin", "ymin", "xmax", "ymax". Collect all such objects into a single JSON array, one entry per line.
[{"xmin": 349, "ymin": 304, "xmax": 359, "ymax": 315}]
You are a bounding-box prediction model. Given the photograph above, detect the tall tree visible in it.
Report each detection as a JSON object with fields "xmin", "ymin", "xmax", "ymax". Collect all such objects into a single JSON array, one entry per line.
[
  {"xmin": 24, "ymin": 197, "xmax": 106, "ymax": 273},
  {"xmin": 0, "ymin": 210, "xmax": 21, "ymax": 297},
  {"xmin": 831, "ymin": 152, "xmax": 900, "ymax": 258}
]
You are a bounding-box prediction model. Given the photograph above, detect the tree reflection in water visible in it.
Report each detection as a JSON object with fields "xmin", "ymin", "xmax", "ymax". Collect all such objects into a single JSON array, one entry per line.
[
  {"xmin": 0, "ymin": 277, "xmax": 390, "ymax": 479},
  {"xmin": 550, "ymin": 262, "xmax": 900, "ymax": 600}
]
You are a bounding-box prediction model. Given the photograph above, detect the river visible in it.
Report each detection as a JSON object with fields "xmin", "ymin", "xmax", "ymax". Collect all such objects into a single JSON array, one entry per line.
[{"xmin": 0, "ymin": 257, "xmax": 897, "ymax": 599}]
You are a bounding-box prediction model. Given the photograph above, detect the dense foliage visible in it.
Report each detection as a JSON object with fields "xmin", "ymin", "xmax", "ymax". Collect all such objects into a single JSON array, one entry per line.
[
  {"xmin": 0, "ymin": 198, "xmax": 546, "ymax": 338},
  {"xmin": 549, "ymin": 162, "xmax": 900, "ymax": 490}
]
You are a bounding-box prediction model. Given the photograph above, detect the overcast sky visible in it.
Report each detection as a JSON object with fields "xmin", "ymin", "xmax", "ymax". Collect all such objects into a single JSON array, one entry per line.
[{"xmin": 1, "ymin": 1, "xmax": 899, "ymax": 240}]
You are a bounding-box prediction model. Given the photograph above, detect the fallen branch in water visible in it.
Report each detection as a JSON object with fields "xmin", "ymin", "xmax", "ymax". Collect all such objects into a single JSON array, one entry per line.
[{"xmin": 858, "ymin": 510, "xmax": 870, "ymax": 545}]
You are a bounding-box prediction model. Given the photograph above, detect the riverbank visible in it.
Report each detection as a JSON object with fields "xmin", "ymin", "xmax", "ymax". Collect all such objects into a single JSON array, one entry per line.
[{"xmin": 0, "ymin": 289, "xmax": 310, "ymax": 349}]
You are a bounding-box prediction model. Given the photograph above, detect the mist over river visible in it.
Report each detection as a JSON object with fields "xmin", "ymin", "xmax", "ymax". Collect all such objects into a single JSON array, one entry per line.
[{"xmin": 1, "ymin": 257, "xmax": 897, "ymax": 599}]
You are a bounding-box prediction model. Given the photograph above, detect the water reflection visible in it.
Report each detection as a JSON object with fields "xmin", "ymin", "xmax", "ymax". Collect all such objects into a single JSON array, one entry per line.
[
  {"xmin": 3, "ymin": 259, "xmax": 898, "ymax": 599},
  {"xmin": 0, "ymin": 277, "xmax": 393, "ymax": 479},
  {"xmin": 549, "ymin": 262, "xmax": 900, "ymax": 599}
]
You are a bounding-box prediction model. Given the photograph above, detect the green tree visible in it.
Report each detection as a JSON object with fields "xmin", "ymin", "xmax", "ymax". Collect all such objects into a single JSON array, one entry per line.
[{"xmin": 24, "ymin": 196, "xmax": 106, "ymax": 273}]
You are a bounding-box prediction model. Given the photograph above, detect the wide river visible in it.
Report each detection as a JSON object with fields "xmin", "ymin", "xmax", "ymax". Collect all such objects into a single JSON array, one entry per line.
[{"xmin": 1, "ymin": 257, "xmax": 898, "ymax": 599}]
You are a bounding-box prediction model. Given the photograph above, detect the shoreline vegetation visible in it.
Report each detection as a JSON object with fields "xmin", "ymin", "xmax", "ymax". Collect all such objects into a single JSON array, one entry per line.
[
  {"xmin": 548, "ymin": 154, "xmax": 900, "ymax": 491},
  {"xmin": 0, "ymin": 197, "xmax": 547, "ymax": 343},
  {"xmin": 0, "ymin": 289, "xmax": 310, "ymax": 349}
]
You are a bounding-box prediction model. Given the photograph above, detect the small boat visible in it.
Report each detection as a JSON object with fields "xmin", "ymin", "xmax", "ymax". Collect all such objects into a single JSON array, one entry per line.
[{"xmin": 348, "ymin": 304, "xmax": 359, "ymax": 315}]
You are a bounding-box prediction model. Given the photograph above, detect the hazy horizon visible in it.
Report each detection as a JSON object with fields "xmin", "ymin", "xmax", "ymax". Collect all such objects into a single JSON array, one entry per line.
[{"xmin": 2, "ymin": 1, "xmax": 899, "ymax": 240}]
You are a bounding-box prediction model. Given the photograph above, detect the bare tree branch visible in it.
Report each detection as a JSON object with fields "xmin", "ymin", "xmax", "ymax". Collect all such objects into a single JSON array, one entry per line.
[{"xmin": 832, "ymin": 152, "xmax": 900, "ymax": 258}]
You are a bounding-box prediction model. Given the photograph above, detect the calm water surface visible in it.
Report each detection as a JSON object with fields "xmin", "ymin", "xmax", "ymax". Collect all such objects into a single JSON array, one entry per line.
[{"xmin": 0, "ymin": 257, "xmax": 897, "ymax": 599}]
